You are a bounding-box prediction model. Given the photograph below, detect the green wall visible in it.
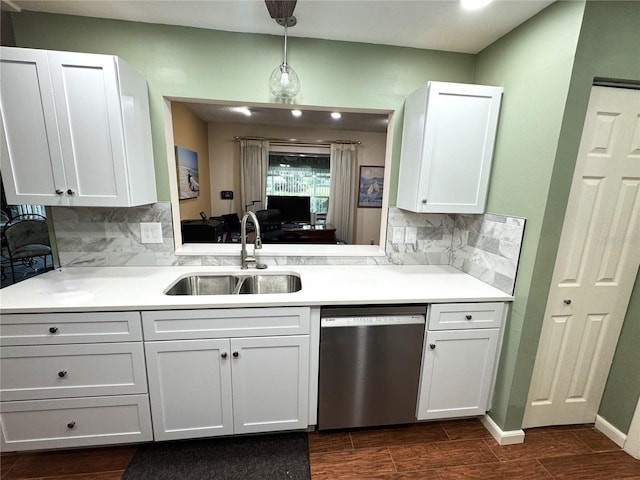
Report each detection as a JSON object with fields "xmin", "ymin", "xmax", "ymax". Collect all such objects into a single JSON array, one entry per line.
[
  {"xmin": 473, "ymin": 0, "xmax": 585, "ymax": 431},
  {"xmin": 11, "ymin": 11, "xmax": 474, "ymax": 202},
  {"xmin": 475, "ymin": 0, "xmax": 640, "ymax": 432}
]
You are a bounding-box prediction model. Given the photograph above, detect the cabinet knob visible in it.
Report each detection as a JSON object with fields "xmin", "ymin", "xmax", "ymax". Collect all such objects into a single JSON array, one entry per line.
[
  {"xmin": 55, "ymin": 189, "xmax": 64, "ymax": 195},
  {"xmin": 49, "ymin": 326, "xmax": 59, "ymax": 334},
  {"xmin": 58, "ymin": 370, "xmax": 67, "ymax": 378},
  {"xmin": 232, "ymin": 351, "xmax": 239, "ymax": 358},
  {"xmin": 465, "ymin": 314, "xmax": 473, "ymax": 320},
  {"xmin": 429, "ymin": 343, "xmax": 436, "ymax": 350},
  {"xmin": 563, "ymin": 299, "xmax": 572, "ymax": 305},
  {"xmin": 67, "ymin": 421, "xmax": 76, "ymax": 429},
  {"xmin": 67, "ymin": 189, "xmax": 75, "ymax": 195},
  {"xmin": 221, "ymin": 352, "xmax": 228, "ymax": 359},
  {"xmin": 421, "ymin": 198, "xmax": 428, "ymax": 204}
]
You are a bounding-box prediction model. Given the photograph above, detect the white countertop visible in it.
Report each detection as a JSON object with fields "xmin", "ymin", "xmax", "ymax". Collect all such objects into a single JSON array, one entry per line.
[{"xmin": 0, "ymin": 265, "xmax": 512, "ymax": 314}]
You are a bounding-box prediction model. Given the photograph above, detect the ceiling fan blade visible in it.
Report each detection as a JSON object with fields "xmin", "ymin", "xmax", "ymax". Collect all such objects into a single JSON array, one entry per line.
[{"xmin": 264, "ymin": 0, "xmax": 297, "ymax": 19}]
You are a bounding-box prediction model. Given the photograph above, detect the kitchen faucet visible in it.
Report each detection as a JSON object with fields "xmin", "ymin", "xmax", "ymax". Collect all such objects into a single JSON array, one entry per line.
[{"xmin": 240, "ymin": 211, "xmax": 267, "ymax": 270}]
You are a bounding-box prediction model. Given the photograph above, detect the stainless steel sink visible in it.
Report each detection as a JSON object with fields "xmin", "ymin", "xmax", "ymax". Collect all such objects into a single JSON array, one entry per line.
[
  {"xmin": 164, "ymin": 275, "xmax": 239, "ymax": 295},
  {"xmin": 164, "ymin": 273, "xmax": 301, "ymax": 295},
  {"xmin": 236, "ymin": 274, "xmax": 302, "ymax": 295}
]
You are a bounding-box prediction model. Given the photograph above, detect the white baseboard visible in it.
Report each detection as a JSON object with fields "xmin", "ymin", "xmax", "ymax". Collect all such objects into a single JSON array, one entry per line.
[
  {"xmin": 481, "ymin": 414, "xmax": 525, "ymax": 445},
  {"xmin": 595, "ymin": 415, "xmax": 627, "ymax": 448}
]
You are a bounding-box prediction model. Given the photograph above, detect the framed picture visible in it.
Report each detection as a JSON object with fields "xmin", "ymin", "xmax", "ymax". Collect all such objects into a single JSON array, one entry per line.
[
  {"xmin": 175, "ymin": 146, "xmax": 199, "ymax": 199},
  {"xmin": 358, "ymin": 165, "xmax": 384, "ymax": 208}
]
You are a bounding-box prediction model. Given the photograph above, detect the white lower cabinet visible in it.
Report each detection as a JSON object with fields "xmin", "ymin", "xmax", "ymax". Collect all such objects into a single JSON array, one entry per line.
[
  {"xmin": 417, "ymin": 329, "xmax": 500, "ymax": 420},
  {"xmin": 144, "ymin": 339, "xmax": 233, "ymax": 440},
  {"xmin": 142, "ymin": 307, "xmax": 311, "ymax": 441},
  {"xmin": 146, "ymin": 336, "xmax": 309, "ymax": 441},
  {"xmin": 0, "ymin": 311, "xmax": 152, "ymax": 451},
  {"xmin": 416, "ymin": 302, "xmax": 506, "ymax": 421},
  {"xmin": 231, "ymin": 336, "xmax": 309, "ymax": 435}
]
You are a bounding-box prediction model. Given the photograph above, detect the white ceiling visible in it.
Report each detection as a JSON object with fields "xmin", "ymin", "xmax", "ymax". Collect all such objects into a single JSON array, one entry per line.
[
  {"xmin": 179, "ymin": 100, "xmax": 391, "ymax": 133},
  {"xmin": 4, "ymin": 0, "xmax": 554, "ymax": 132},
  {"xmin": 6, "ymin": 0, "xmax": 554, "ymax": 54}
]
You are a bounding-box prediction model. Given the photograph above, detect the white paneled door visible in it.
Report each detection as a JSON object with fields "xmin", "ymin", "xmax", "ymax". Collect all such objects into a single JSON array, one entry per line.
[{"xmin": 523, "ymin": 86, "xmax": 640, "ymax": 428}]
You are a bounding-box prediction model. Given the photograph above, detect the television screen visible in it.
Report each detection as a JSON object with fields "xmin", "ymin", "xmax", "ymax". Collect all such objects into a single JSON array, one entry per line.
[{"xmin": 267, "ymin": 195, "xmax": 311, "ymax": 224}]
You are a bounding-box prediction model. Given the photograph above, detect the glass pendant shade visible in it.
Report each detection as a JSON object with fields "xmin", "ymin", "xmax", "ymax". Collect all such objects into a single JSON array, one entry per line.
[
  {"xmin": 269, "ymin": 20, "xmax": 300, "ymax": 99},
  {"xmin": 269, "ymin": 63, "xmax": 300, "ymax": 98}
]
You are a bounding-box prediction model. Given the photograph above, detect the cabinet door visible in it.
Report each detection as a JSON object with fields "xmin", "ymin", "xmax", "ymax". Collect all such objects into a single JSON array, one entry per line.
[
  {"xmin": 47, "ymin": 51, "xmax": 131, "ymax": 207},
  {"xmin": 145, "ymin": 339, "xmax": 233, "ymax": 441},
  {"xmin": 417, "ymin": 329, "xmax": 499, "ymax": 420},
  {"xmin": 398, "ymin": 82, "xmax": 502, "ymax": 214},
  {"xmin": 0, "ymin": 47, "xmax": 68, "ymax": 205},
  {"xmin": 231, "ymin": 335, "xmax": 309, "ymax": 434}
]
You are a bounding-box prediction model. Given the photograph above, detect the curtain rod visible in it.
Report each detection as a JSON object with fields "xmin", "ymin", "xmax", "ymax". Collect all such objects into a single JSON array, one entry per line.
[{"xmin": 233, "ymin": 136, "xmax": 361, "ymax": 145}]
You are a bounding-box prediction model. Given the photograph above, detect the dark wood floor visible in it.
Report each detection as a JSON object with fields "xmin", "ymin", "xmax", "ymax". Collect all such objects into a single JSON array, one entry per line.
[{"xmin": 1, "ymin": 420, "xmax": 639, "ymax": 479}]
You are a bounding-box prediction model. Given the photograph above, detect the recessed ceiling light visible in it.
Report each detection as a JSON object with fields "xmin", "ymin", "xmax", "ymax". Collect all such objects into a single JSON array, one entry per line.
[
  {"xmin": 232, "ymin": 106, "xmax": 252, "ymax": 116},
  {"xmin": 460, "ymin": 0, "xmax": 493, "ymax": 10},
  {"xmin": 330, "ymin": 112, "xmax": 342, "ymax": 120},
  {"xmin": 291, "ymin": 109, "xmax": 302, "ymax": 117}
]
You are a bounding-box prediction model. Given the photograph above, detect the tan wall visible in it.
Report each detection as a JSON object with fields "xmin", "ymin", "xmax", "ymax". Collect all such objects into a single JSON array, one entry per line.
[
  {"xmin": 171, "ymin": 103, "xmax": 212, "ymax": 220},
  {"xmin": 207, "ymin": 122, "xmax": 386, "ymax": 245}
]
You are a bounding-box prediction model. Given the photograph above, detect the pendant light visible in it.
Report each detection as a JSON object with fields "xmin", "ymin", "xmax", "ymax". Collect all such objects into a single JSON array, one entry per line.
[{"xmin": 268, "ymin": 16, "xmax": 300, "ymax": 99}]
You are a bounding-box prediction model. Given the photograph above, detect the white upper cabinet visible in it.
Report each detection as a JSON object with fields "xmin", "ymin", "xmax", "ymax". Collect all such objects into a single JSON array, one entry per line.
[
  {"xmin": 0, "ymin": 47, "xmax": 157, "ymax": 207},
  {"xmin": 397, "ymin": 81, "xmax": 502, "ymax": 214}
]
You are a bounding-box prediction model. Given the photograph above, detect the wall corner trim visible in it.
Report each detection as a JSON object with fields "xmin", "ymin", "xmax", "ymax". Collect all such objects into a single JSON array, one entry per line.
[
  {"xmin": 481, "ymin": 414, "xmax": 525, "ymax": 445},
  {"xmin": 595, "ymin": 415, "xmax": 627, "ymax": 448}
]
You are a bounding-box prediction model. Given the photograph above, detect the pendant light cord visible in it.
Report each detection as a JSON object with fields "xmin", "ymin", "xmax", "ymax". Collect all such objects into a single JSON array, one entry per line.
[{"xmin": 283, "ymin": 24, "xmax": 289, "ymax": 67}]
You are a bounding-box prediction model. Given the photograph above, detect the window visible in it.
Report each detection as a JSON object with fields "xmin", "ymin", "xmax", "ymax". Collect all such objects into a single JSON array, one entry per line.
[{"xmin": 266, "ymin": 148, "xmax": 330, "ymax": 215}]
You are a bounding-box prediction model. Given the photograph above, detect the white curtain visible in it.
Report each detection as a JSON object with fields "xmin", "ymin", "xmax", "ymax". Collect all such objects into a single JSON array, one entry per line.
[
  {"xmin": 326, "ymin": 143, "xmax": 357, "ymax": 244},
  {"xmin": 240, "ymin": 139, "xmax": 269, "ymax": 213}
]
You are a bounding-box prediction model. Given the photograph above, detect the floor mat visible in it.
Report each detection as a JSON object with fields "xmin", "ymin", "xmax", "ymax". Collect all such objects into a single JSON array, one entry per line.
[{"xmin": 122, "ymin": 432, "xmax": 311, "ymax": 480}]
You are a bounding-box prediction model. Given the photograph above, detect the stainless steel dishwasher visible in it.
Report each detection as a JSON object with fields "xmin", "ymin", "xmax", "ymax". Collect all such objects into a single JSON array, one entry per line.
[{"xmin": 318, "ymin": 306, "xmax": 426, "ymax": 430}]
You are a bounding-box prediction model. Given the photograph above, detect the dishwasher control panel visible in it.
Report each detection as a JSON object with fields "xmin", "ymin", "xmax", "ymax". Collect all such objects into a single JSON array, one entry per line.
[{"xmin": 321, "ymin": 315, "xmax": 425, "ymax": 327}]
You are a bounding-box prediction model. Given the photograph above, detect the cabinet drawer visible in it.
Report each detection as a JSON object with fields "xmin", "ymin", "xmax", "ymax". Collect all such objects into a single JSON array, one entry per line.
[
  {"xmin": 0, "ymin": 343, "xmax": 147, "ymax": 401},
  {"xmin": 428, "ymin": 302, "xmax": 505, "ymax": 330},
  {"xmin": 0, "ymin": 312, "xmax": 142, "ymax": 345},
  {"xmin": 142, "ymin": 307, "xmax": 310, "ymax": 340},
  {"xmin": 0, "ymin": 394, "xmax": 152, "ymax": 451}
]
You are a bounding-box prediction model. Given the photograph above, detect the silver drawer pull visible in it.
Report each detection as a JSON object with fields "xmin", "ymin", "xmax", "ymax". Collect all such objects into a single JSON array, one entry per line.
[
  {"xmin": 49, "ymin": 327, "xmax": 59, "ymax": 334},
  {"xmin": 465, "ymin": 314, "xmax": 473, "ymax": 320},
  {"xmin": 67, "ymin": 421, "xmax": 76, "ymax": 429},
  {"xmin": 58, "ymin": 370, "xmax": 67, "ymax": 378}
]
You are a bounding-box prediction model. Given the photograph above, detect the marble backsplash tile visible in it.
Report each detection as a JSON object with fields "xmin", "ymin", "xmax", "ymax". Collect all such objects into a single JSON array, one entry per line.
[
  {"xmin": 51, "ymin": 203, "xmax": 176, "ymax": 267},
  {"xmin": 51, "ymin": 202, "xmax": 392, "ymax": 268},
  {"xmin": 51, "ymin": 203, "xmax": 524, "ymax": 294},
  {"xmin": 450, "ymin": 213, "xmax": 526, "ymax": 295},
  {"xmin": 385, "ymin": 208, "xmax": 454, "ymax": 265}
]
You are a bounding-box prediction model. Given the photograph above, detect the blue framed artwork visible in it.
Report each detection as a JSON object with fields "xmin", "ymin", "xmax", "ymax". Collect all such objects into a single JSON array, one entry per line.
[
  {"xmin": 175, "ymin": 146, "xmax": 199, "ymax": 199},
  {"xmin": 358, "ymin": 165, "xmax": 384, "ymax": 208}
]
